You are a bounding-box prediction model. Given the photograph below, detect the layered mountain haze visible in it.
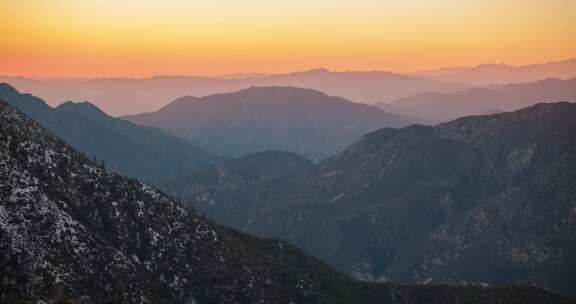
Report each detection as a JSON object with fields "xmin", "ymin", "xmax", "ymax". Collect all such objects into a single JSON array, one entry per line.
[
  {"xmin": 0, "ymin": 69, "xmax": 467, "ymax": 116},
  {"xmin": 413, "ymin": 58, "xmax": 576, "ymax": 85},
  {"xmin": 3, "ymin": 57, "xmax": 573, "ymax": 117},
  {"xmin": 3, "ymin": 0, "xmax": 575, "ymax": 302},
  {"xmin": 124, "ymin": 86, "xmax": 415, "ymax": 160},
  {"xmin": 4, "ymin": 100, "xmax": 573, "ymax": 303},
  {"xmin": 247, "ymin": 69, "xmax": 468, "ymax": 103},
  {"xmin": 0, "ymin": 83, "xmax": 218, "ymax": 182},
  {"xmin": 160, "ymin": 102, "xmax": 576, "ymax": 297},
  {"xmin": 379, "ymin": 77, "xmax": 576, "ymax": 121}
]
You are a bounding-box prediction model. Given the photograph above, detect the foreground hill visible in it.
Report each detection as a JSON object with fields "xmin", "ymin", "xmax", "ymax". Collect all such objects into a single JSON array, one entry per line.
[
  {"xmin": 0, "ymin": 83, "xmax": 218, "ymax": 182},
  {"xmin": 3, "ymin": 101, "xmax": 572, "ymax": 303},
  {"xmin": 162, "ymin": 102, "xmax": 576, "ymax": 297},
  {"xmin": 378, "ymin": 77, "xmax": 576, "ymax": 121},
  {"xmin": 0, "ymin": 69, "xmax": 465, "ymax": 116},
  {"xmin": 123, "ymin": 86, "xmax": 414, "ymax": 160}
]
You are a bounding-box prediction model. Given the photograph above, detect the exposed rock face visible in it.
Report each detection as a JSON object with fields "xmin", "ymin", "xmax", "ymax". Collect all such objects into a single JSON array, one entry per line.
[
  {"xmin": 123, "ymin": 86, "xmax": 415, "ymax": 161},
  {"xmin": 162, "ymin": 102, "xmax": 576, "ymax": 297},
  {"xmin": 4, "ymin": 100, "xmax": 572, "ymax": 303},
  {"xmin": 0, "ymin": 83, "xmax": 219, "ymax": 182}
]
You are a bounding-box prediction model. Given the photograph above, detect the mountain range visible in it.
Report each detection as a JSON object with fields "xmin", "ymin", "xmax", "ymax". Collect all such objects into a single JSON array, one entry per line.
[
  {"xmin": 2, "ymin": 58, "xmax": 574, "ymax": 117},
  {"xmin": 0, "ymin": 69, "xmax": 467, "ymax": 116},
  {"xmin": 123, "ymin": 86, "xmax": 415, "ymax": 160},
  {"xmin": 413, "ymin": 58, "xmax": 576, "ymax": 85},
  {"xmin": 160, "ymin": 102, "xmax": 576, "ymax": 298},
  {"xmin": 0, "ymin": 83, "xmax": 218, "ymax": 182},
  {"xmin": 377, "ymin": 77, "xmax": 576, "ymax": 121},
  {"xmin": 3, "ymin": 99, "xmax": 573, "ymax": 303}
]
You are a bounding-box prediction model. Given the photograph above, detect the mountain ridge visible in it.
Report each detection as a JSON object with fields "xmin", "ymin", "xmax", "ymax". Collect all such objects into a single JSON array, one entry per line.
[
  {"xmin": 160, "ymin": 101, "xmax": 576, "ymax": 297},
  {"xmin": 123, "ymin": 86, "xmax": 416, "ymax": 160},
  {"xmin": 3, "ymin": 99, "xmax": 572, "ymax": 303},
  {"xmin": 0, "ymin": 68, "xmax": 467, "ymax": 116},
  {"xmin": 0, "ymin": 83, "xmax": 219, "ymax": 182},
  {"xmin": 378, "ymin": 77, "xmax": 576, "ymax": 121},
  {"xmin": 413, "ymin": 57, "xmax": 576, "ymax": 85}
]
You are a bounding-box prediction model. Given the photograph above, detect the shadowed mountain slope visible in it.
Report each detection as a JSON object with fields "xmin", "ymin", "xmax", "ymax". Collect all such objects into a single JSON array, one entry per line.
[
  {"xmin": 161, "ymin": 102, "xmax": 576, "ymax": 297},
  {"xmin": 3, "ymin": 100, "xmax": 574, "ymax": 303},
  {"xmin": 0, "ymin": 83, "xmax": 218, "ymax": 182},
  {"xmin": 123, "ymin": 86, "xmax": 415, "ymax": 161}
]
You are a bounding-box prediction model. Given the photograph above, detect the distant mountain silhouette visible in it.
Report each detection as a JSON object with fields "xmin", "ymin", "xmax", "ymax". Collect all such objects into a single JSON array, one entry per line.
[
  {"xmin": 0, "ymin": 83, "xmax": 218, "ymax": 182},
  {"xmin": 246, "ymin": 69, "xmax": 467, "ymax": 104},
  {"xmin": 414, "ymin": 58, "xmax": 576, "ymax": 85},
  {"xmin": 0, "ymin": 69, "xmax": 466, "ymax": 116},
  {"xmin": 378, "ymin": 77, "xmax": 576, "ymax": 121},
  {"xmin": 161, "ymin": 102, "xmax": 576, "ymax": 298},
  {"xmin": 216, "ymin": 72, "xmax": 272, "ymax": 79},
  {"xmin": 123, "ymin": 86, "xmax": 416, "ymax": 160}
]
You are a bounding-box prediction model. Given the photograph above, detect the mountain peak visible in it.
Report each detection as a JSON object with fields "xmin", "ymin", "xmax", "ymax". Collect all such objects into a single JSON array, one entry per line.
[
  {"xmin": 301, "ymin": 68, "xmax": 331, "ymax": 74},
  {"xmin": 124, "ymin": 87, "xmax": 412, "ymax": 160},
  {"xmin": 238, "ymin": 85, "xmax": 328, "ymax": 96},
  {"xmin": 0, "ymin": 82, "xmax": 52, "ymax": 115},
  {"xmin": 0, "ymin": 82, "xmax": 18, "ymax": 94},
  {"xmin": 0, "ymin": 85, "xmax": 218, "ymax": 182},
  {"xmin": 475, "ymin": 63, "xmax": 513, "ymax": 69},
  {"xmin": 55, "ymin": 100, "xmax": 108, "ymax": 117}
]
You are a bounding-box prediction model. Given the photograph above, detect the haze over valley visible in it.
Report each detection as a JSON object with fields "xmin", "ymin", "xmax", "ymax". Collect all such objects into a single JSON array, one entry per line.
[
  {"xmin": 1, "ymin": 0, "xmax": 576, "ymax": 303},
  {"xmin": 3, "ymin": 56, "xmax": 576, "ymax": 117}
]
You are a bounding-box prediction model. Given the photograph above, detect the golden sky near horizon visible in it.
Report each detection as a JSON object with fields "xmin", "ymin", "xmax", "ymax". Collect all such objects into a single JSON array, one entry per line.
[{"xmin": 1, "ymin": 0, "xmax": 575, "ymax": 78}]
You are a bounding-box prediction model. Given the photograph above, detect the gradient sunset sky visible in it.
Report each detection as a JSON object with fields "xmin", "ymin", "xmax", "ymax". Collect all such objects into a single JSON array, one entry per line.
[{"xmin": 1, "ymin": 0, "xmax": 575, "ymax": 78}]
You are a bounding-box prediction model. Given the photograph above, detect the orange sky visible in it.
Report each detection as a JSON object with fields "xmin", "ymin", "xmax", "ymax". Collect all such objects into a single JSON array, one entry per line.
[{"xmin": 1, "ymin": 0, "xmax": 575, "ymax": 78}]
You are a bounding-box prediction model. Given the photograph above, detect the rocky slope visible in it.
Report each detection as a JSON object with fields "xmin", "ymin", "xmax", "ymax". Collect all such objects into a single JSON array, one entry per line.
[
  {"xmin": 162, "ymin": 102, "xmax": 576, "ymax": 297},
  {"xmin": 4, "ymin": 100, "xmax": 573, "ymax": 303},
  {"xmin": 0, "ymin": 83, "xmax": 218, "ymax": 182},
  {"xmin": 123, "ymin": 86, "xmax": 415, "ymax": 160}
]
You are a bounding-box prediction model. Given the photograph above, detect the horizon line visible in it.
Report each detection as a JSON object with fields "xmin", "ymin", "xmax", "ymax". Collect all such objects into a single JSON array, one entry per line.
[{"xmin": 1, "ymin": 56, "xmax": 574, "ymax": 81}]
